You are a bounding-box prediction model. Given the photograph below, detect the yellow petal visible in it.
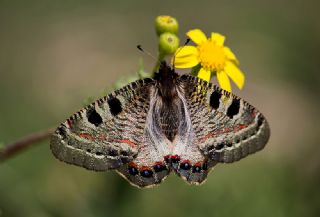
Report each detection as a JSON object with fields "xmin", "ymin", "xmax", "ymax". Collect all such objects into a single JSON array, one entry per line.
[
  {"xmin": 211, "ymin": 32, "xmax": 225, "ymax": 46},
  {"xmin": 223, "ymin": 47, "xmax": 239, "ymax": 64},
  {"xmin": 173, "ymin": 46, "xmax": 199, "ymax": 68},
  {"xmin": 187, "ymin": 29, "xmax": 207, "ymax": 45},
  {"xmin": 197, "ymin": 68, "xmax": 211, "ymax": 82},
  {"xmin": 174, "ymin": 58, "xmax": 199, "ymax": 68},
  {"xmin": 224, "ymin": 61, "xmax": 245, "ymax": 89},
  {"xmin": 175, "ymin": 45, "xmax": 198, "ymax": 58},
  {"xmin": 217, "ymin": 70, "xmax": 232, "ymax": 92}
]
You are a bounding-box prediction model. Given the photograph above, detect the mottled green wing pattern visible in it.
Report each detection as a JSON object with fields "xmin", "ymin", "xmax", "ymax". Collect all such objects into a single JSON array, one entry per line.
[{"xmin": 180, "ymin": 75, "xmax": 270, "ymax": 164}]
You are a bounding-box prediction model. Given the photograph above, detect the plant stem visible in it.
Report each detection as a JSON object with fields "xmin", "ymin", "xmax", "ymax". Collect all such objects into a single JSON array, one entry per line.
[
  {"xmin": 152, "ymin": 52, "xmax": 165, "ymax": 77},
  {"xmin": 0, "ymin": 128, "xmax": 55, "ymax": 162}
]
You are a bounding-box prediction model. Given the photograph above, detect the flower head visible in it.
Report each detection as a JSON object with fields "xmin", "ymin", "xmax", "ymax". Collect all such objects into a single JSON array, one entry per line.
[
  {"xmin": 159, "ymin": 32, "xmax": 180, "ymax": 55},
  {"xmin": 155, "ymin": 15, "xmax": 179, "ymax": 36},
  {"xmin": 174, "ymin": 29, "xmax": 245, "ymax": 92}
]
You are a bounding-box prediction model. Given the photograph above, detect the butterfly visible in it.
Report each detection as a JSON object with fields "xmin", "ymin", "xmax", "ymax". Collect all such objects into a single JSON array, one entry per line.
[{"xmin": 50, "ymin": 61, "xmax": 270, "ymax": 188}]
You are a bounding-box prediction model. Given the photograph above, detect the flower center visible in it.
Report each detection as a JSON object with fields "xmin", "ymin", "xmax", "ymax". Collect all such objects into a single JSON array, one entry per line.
[{"xmin": 198, "ymin": 40, "xmax": 226, "ymax": 71}]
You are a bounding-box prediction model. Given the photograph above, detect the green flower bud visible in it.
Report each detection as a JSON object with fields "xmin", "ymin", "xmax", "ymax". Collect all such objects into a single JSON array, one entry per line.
[
  {"xmin": 159, "ymin": 32, "xmax": 180, "ymax": 55},
  {"xmin": 155, "ymin": 15, "xmax": 179, "ymax": 36}
]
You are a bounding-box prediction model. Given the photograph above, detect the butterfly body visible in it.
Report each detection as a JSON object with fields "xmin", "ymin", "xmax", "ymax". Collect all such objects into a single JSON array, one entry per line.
[{"xmin": 50, "ymin": 62, "xmax": 270, "ymax": 188}]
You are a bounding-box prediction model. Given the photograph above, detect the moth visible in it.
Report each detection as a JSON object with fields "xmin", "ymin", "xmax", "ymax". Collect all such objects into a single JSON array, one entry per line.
[{"xmin": 50, "ymin": 61, "xmax": 270, "ymax": 188}]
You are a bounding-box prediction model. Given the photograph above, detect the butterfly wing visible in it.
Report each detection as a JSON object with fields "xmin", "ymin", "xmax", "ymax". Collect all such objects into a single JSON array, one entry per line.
[
  {"xmin": 116, "ymin": 88, "xmax": 173, "ymax": 188},
  {"xmin": 51, "ymin": 78, "xmax": 153, "ymax": 171},
  {"xmin": 168, "ymin": 86, "xmax": 215, "ymax": 185},
  {"xmin": 180, "ymin": 75, "xmax": 270, "ymax": 163},
  {"xmin": 171, "ymin": 75, "xmax": 270, "ymax": 184},
  {"xmin": 50, "ymin": 78, "xmax": 171, "ymax": 187}
]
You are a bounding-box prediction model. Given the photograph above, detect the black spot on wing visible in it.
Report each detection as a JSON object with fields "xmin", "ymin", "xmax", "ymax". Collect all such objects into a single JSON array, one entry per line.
[
  {"xmin": 107, "ymin": 96, "xmax": 122, "ymax": 116},
  {"xmin": 128, "ymin": 166, "xmax": 139, "ymax": 176},
  {"xmin": 57, "ymin": 126, "xmax": 66, "ymax": 137},
  {"xmin": 257, "ymin": 115, "xmax": 264, "ymax": 127},
  {"xmin": 210, "ymin": 91, "xmax": 221, "ymax": 109},
  {"xmin": 140, "ymin": 169, "xmax": 153, "ymax": 178},
  {"xmin": 227, "ymin": 98, "xmax": 240, "ymax": 118},
  {"xmin": 86, "ymin": 107, "xmax": 103, "ymax": 126}
]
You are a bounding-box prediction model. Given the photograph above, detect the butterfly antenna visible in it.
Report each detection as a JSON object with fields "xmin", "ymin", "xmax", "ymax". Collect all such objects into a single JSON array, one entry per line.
[
  {"xmin": 172, "ymin": 38, "xmax": 190, "ymax": 69},
  {"xmin": 137, "ymin": 45, "xmax": 165, "ymax": 73},
  {"xmin": 137, "ymin": 45, "xmax": 157, "ymax": 62}
]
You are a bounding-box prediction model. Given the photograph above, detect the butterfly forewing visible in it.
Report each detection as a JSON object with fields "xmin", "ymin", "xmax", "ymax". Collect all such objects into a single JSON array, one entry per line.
[
  {"xmin": 50, "ymin": 78, "xmax": 154, "ymax": 171},
  {"xmin": 180, "ymin": 75, "xmax": 270, "ymax": 164}
]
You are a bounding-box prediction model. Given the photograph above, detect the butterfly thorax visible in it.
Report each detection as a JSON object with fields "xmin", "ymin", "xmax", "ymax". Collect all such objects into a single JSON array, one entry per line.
[
  {"xmin": 154, "ymin": 62, "xmax": 182, "ymax": 142},
  {"xmin": 154, "ymin": 61, "xmax": 179, "ymax": 104}
]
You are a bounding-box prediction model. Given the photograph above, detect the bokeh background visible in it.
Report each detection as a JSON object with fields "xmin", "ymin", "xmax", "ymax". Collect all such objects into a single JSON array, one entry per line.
[{"xmin": 1, "ymin": 0, "xmax": 319, "ymax": 217}]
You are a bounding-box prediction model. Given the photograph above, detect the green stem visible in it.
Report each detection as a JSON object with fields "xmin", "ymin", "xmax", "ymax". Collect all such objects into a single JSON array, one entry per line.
[{"xmin": 151, "ymin": 52, "xmax": 166, "ymax": 77}]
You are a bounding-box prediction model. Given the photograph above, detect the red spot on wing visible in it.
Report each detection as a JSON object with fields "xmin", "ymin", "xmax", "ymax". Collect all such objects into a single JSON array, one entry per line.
[
  {"xmin": 119, "ymin": 139, "xmax": 137, "ymax": 148},
  {"xmin": 164, "ymin": 155, "xmax": 171, "ymax": 163},
  {"xmin": 79, "ymin": 134, "xmax": 95, "ymax": 141},
  {"xmin": 194, "ymin": 162, "xmax": 202, "ymax": 167},
  {"xmin": 234, "ymin": 124, "xmax": 247, "ymax": 131},
  {"xmin": 171, "ymin": 155, "xmax": 180, "ymax": 161},
  {"xmin": 66, "ymin": 119, "xmax": 73, "ymax": 128},
  {"xmin": 181, "ymin": 159, "xmax": 191, "ymax": 164},
  {"xmin": 128, "ymin": 162, "xmax": 138, "ymax": 168},
  {"xmin": 98, "ymin": 135, "xmax": 107, "ymax": 141},
  {"xmin": 199, "ymin": 124, "xmax": 248, "ymax": 143},
  {"xmin": 154, "ymin": 161, "xmax": 164, "ymax": 166},
  {"xmin": 251, "ymin": 111, "xmax": 257, "ymax": 118},
  {"xmin": 78, "ymin": 134, "xmax": 107, "ymax": 141},
  {"xmin": 140, "ymin": 166, "xmax": 151, "ymax": 171}
]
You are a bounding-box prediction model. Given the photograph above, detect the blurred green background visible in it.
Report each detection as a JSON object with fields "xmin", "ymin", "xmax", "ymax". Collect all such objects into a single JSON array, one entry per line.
[{"xmin": 1, "ymin": 0, "xmax": 319, "ymax": 216}]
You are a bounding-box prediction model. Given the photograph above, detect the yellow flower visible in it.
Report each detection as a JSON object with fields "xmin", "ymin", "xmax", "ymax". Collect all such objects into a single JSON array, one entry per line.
[{"xmin": 174, "ymin": 29, "xmax": 245, "ymax": 92}]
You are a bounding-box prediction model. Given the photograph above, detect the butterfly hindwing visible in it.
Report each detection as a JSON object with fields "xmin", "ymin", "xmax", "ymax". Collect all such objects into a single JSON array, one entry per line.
[
  {"xmin": 180, "ymin": 75, "xmax": 270, "ymax": 164},
  {"xmin": 50, "ymin": 78, "xmax": 155, "ymax": 171},
  {"xmin": 168, "ymin": 86, "xmax": 214, "ymax": 185},
  {"xmin": 116, "ymin": 86, "xmax": 175, "ymax": 188}
]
